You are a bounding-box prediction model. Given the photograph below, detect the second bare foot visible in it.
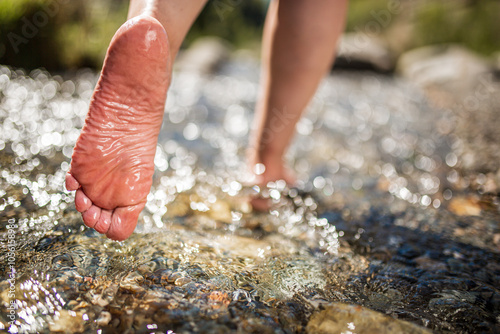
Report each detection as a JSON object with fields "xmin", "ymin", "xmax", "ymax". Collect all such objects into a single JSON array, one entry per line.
[{"xmin": 247, "ymin": 151, "xmax": 296, "ymax": 211}]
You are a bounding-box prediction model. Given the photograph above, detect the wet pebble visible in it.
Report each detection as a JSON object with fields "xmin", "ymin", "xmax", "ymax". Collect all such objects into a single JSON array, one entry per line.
[
  {"xmin": 167, "ymin": 271, "xmax": 185, "ymax": 284},
  {"xmin": 48, "ymin": 310, "xmax": 85, "ymax": 333},
  {"xmin": 306, "ymin": 303, "xmax": 431, "ymax": 334},
  {"xmin": 120, "ymin": 271, "xmax": 145, "ymax": 293},
  {"xmin": 96, "ymin": 311, "xmax": 112, "ymax": 326},
  {"xmin": 414, "ymin": 255, "xmax": 448, "ymax": 271},
  {"xmin": 397, "ymin": 244, "xmax": 421, "ymax": 259},
  {"xmin": 175, "ymin": 276, "xmax": 192, "ymax": 286}
]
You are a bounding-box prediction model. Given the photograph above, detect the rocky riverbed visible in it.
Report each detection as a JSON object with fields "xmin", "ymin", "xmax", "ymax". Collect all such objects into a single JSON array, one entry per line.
[{"xmin": 0, "ymin": 58, "xmax": 499, "ymax": 333}]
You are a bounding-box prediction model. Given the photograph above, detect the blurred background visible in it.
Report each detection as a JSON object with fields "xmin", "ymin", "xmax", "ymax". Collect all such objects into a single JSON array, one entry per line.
[{"xmin": 0, "ymin": 0, "xmax": 499, "ymax": 71}]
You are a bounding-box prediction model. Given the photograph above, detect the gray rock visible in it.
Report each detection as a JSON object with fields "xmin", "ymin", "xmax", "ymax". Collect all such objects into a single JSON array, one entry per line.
[
  {"xmin": 175, "ymin": 37, "xmax": 230, "ymax": 74},
  {"xmin": 397, "ymin": 44, "xmax": 492, "ymax": 92},
  {"xmin": 335, "ymin": 33, "xmax": 395, "ymax": 72}
]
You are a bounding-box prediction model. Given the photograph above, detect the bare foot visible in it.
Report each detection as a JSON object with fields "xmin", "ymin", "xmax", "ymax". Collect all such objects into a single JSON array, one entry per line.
[
  {"xmin": 66, "ymin": 15, "xmax": 171, "ymax": 240},
  {"xmin": 247, "ymin": 151, "xmax": 296, "ymax": 211}
]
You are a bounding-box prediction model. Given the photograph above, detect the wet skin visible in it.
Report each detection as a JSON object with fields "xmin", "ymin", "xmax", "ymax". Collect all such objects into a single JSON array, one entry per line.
[
  {"xmin": 247, "ymin": 153, "xmax": 296, "ymax": 211},
  {"xmin": 66, "ymin": 16, "xmax": 171, "ymax": 240}
]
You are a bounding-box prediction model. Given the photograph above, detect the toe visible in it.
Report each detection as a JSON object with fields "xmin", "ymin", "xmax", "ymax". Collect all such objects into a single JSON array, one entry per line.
[
  {"xmin": 95, "ymin": 209, "xmax": 112, "ymax": 234},
  {"xmin": 106, "ymin": 203, "xmax": 145, "ymax": 241},
  {"xmin": 251, "ymin": 197, "xmax": 271, "ymax": 212},
  {"xmin": 75, "ymin": 189, "xmax": 92, "ymax": 212},
  {"xmin": 65, "ymin": 173, "xmax": 80, "ymax": 191},
  {"xmin": 82, "ymin": 205, "xmax": 101, "ymax": 228}
]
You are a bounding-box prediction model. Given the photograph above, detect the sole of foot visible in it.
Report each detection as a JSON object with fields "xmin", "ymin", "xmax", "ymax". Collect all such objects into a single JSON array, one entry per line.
[{"xmin": 66, "ymin": 15, "xmax": 171, "ymax": 241}]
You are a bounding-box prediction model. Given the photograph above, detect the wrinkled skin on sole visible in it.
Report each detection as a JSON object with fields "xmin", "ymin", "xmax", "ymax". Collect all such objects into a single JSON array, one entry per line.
[{"xmin": 66, "ymin": 15, "xmax": 171, "ymax": 241}]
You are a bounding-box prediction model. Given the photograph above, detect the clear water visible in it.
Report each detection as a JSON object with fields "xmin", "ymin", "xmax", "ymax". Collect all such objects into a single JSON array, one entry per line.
[{"xmin": 0, "ymin": 61, "xmax": 499, "ymax": 333}]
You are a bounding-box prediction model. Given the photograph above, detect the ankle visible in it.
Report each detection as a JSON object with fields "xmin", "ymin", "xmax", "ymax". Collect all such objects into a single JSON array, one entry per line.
[{"xmin": 247, "ymin": 143, "xmax": 285, "ymax": 162}]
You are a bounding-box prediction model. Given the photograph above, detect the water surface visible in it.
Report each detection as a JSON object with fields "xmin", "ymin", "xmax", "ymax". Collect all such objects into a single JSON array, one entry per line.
[{"xmin": 0, "ymin": 61, "xmax": 499, "ymax": 333}]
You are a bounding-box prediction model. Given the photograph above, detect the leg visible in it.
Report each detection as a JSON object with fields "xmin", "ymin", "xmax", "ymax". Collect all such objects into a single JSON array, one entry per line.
[
  {"xmin": 248, "ymin": 0, "xmax": 348, "ymax": 185},
  {"xmin": 128, "ymin": 0, "xmax": 207, "ymax": 61},
  {"xmin": 66, "ymin": 0, "xmax": 206, "ymax": 240}
]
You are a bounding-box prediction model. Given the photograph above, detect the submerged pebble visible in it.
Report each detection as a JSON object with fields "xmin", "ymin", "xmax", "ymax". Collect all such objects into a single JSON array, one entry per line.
[{"xmin": 306, "ymin": 303, "xmax": 432, "ymax": 334}]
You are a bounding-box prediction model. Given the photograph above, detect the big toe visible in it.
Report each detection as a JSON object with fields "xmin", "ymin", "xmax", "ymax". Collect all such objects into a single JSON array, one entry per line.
[{"xmin": 106, "ymin": 203, "xmax": 145, "ymax": 241}]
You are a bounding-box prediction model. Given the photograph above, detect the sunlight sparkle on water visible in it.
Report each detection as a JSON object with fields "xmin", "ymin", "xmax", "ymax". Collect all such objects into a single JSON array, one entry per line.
[{"xmin": 0, "ymin": 62, "xmax": 488, "ymax": 333}]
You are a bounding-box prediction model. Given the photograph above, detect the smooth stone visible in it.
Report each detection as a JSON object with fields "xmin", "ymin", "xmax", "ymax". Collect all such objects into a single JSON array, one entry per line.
[
  {"xmin": 48, "ymin": 310, "xmax": 85, "ymax": 333},
  {"xmin": 96, "ymin": 311, "xmax": 112, "ymax": 326},
  {"xmin": 119, "ymin": 271, "xmax": 145, "ymax": 293},
  {"xmin": 306, "ymin": 303, "xmax": 431, "ymax": 334}
]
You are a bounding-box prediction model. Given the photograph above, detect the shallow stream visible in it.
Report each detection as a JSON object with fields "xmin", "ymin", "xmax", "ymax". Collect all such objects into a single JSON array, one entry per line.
[{"xmin": 0, "ymin": 60, "xmax": 499, "ymax": 333}]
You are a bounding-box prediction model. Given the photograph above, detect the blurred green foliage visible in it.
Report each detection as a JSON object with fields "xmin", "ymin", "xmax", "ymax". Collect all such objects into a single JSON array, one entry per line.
[
  {"xmin": 346, "ymin": 0, "xmax": 392, "ymax": 32},
  {"xmin": 0, "ymin": 0, "xmax": 266, "ymax": 70},
  {"xmin": 0, "ymin": 0, "xmax": 59, "ymax": 69},
  {"xmin": 0, "ymin": 0, "xmax": 46, "ymax": 24},
  {"xmin": 413, "ymin": 0, "xmax": 500, "ymax": 55},
  {"xmin": 0, "ymin": 0, "xmax": 498, "ymax": 70},
  {"xmin": 0, "ymin": 0, "xmax": 129, "ymax": 69},
  {"xmin": 346, "ymin": 0, "xmax": 500, "ymax": 56},
  {"xmin": 185, "ymin": 0, "xmax": 266, "ymax": 49}
]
